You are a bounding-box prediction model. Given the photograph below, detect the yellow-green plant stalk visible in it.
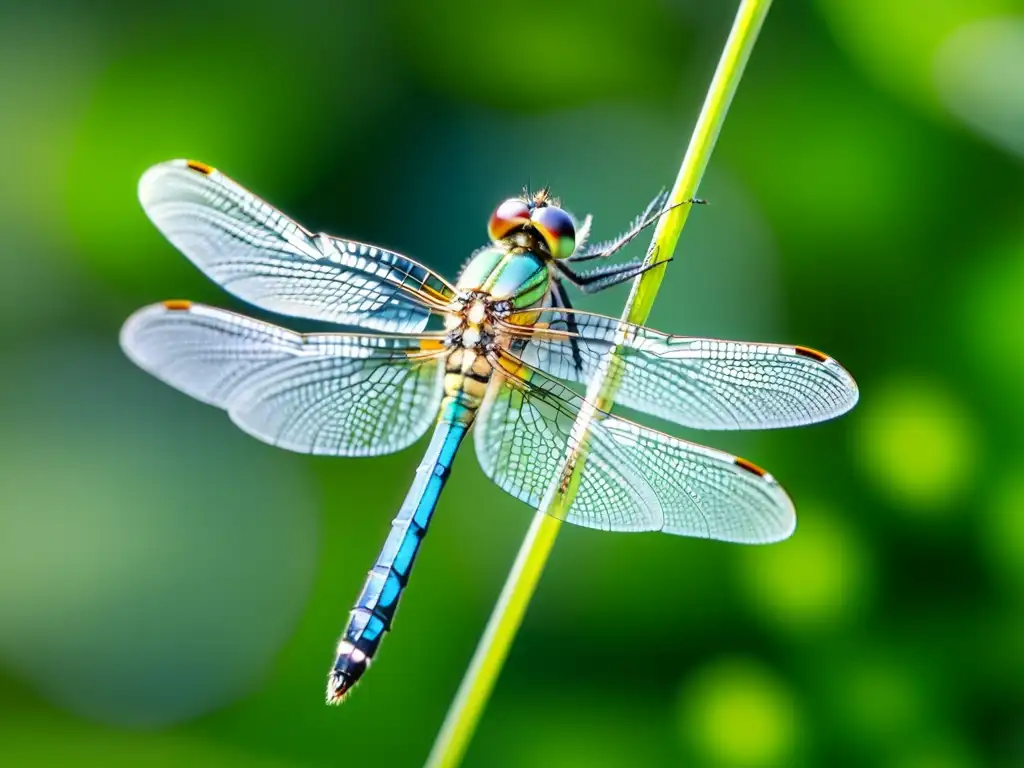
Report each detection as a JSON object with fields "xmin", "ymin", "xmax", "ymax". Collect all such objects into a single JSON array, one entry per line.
[{"xmin": 426, "ymin": 2, "xmax": 773, "ymax": 764}]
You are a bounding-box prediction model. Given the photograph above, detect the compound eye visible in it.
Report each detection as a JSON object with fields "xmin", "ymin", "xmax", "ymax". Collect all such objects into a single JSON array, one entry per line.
[
  {"xmin": 488, "ymin": 199, "xmax": 531, "ymax": 241},
  {"xmin": 531, "ymin": 205, "xmax": 576, "ymax": 259}
]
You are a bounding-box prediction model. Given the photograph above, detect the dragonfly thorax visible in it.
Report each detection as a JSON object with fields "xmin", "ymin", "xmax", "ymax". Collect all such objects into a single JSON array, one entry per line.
[
  {"xmin": 466, "ymin": 300, "xmax": 487, "ymax": 324},
  {"xmin": 456, "ymin": 246, "xmax": 551, "ymax": 309},
  {"xmin": 444, "ymin": 291, "xmax": 507, "ymax": 352}
]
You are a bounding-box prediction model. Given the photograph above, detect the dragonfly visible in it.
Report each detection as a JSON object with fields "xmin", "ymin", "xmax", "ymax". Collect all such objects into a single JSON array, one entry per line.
[{"xmin": 120, "ymin": 159, "xmax": 858, "ymax": 704}]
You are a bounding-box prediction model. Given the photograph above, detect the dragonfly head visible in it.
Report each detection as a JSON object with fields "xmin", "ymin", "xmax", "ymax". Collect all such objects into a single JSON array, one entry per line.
[{"xmin": 488, "ymin": 193, "xmax": 577, "ymax": 259}]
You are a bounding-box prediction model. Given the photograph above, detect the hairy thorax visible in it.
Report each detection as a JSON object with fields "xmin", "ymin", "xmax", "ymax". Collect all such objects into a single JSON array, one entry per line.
[
  {"xmin": 441, "ymin": 246, "xmax": 552, "ymax": 411},
  {"xmin": 441, "ymin": 292, "xmax": 509, "ymax": 406}
]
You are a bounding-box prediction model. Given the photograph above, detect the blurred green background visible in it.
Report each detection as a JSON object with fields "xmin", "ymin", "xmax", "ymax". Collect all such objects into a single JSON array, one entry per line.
[{"xmin": 1, "ymin": 1, "xmax": 1022, "ymax": 766}]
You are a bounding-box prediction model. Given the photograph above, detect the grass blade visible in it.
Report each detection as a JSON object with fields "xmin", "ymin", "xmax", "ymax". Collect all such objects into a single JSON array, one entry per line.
[{"xmin": 427, "ymin": 2, "xmax": 775, "ymax": 764}]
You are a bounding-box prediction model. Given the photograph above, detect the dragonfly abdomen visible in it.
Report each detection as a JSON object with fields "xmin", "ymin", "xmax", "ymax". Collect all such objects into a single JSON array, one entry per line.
[
  {"xmin": 327, "ymin": 411, "xmax": 471, "ymax": 703},
  {"xmin": 443, "ymin": 346, "xmax": 493, "ymax": 414}
]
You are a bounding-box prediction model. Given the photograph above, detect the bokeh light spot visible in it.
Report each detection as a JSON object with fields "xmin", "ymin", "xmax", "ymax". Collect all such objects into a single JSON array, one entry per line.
[
  {"xmin": 814, "ymin": 0, "xmax": 1017, "ymax": 110},
  {"xmin": 737, "ymin": 502, "xmax": 872, "ymax": 633},
  {"xmin": 677, "ymin": 658, "xmax": 802, "ymax": 767},
  {"xmin": 935, "ymin": 18, "xmax": 1024, "ymax": 158},
  {"xmin": 853, "ymin": 375, "xmax": 979, "ymax": 514}
]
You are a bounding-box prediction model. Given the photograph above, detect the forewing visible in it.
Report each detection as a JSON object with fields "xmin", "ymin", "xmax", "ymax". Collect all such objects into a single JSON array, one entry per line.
[
  {"xmin": 476, "ymin": 354, "xmax": 794, "ymax": 543},
  {"xmin": 121, "ymin": 301, "xmax": 446, "ymax": 456},
  {"xmin": 139, "ymin": 160, "xmax": 456, "ymax": 332},
  {"xmin": 513, "ymin": 309, "xmax": 858, "ymax": 430}
]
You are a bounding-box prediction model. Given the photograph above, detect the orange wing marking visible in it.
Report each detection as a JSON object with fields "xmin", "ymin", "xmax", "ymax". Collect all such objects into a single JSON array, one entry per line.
[
  {"xmin": 418, "ymin": 338, "xmax": 446, "ymax": 352},
  {"xmin": 794, "ymin": 345, "xmax": 828, "ymax": 363},
  {"xmin": 185, "ymin": 160, "xmax": 215, "ymax": 175},
  {"xmin": 406, "ymin": 338, "xmax": 447, "ymax": 359},
  {"xmin": 734, "ymin": 456, "xmax": 768, "ymax": 477}
]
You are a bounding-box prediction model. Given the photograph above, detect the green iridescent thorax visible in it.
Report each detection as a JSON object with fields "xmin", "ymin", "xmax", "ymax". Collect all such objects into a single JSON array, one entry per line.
[{"xmin": 456, "ymin": 246, "xmax": 550, "ymax": 308}]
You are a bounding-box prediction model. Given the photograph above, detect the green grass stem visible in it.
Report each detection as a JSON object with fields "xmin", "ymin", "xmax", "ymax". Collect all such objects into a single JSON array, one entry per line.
[{"xmin": 426, "ymin": 2, "xmax": 774, "ymax": 764}]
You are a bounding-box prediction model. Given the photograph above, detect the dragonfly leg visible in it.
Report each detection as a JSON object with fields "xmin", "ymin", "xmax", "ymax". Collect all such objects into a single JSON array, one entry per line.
[
  {"xmin": 554, "ymin": 256, "xmax": 671, "ymax": 294},
  {"xmin": 550, "ymin": 279, "xmax": 585, "ymax": 375},
  {"xmin": 568, "ymin": 192, "xmax": 705, "ymax": 264}
]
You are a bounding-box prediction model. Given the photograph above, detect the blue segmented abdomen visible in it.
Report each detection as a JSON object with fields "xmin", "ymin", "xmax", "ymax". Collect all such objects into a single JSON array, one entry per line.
[{"xmin": 327, "ymin": 402, "xmax": 471, "ymax": 703}]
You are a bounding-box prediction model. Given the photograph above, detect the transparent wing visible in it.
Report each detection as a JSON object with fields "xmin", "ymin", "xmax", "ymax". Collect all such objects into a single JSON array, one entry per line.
[
  {"xmin": 475, "ymin": 354, "xmax": 795, "ymax": 543},
  {"xmin": 506, "ymin": 308, "xmax": 858, "ymax": 430},
  {"xmin": 475, "ymin": 364, "xmax": 660, "ymax": 532},
  {"xmin": 139, "ymin": 160, "xmax": 457, "ymax": 333},
  {"xmin": 121, "ymin": 301, "xmax": 446, "ymax": 456}
]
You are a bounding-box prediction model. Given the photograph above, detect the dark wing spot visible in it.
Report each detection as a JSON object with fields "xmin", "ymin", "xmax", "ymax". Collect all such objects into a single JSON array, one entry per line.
[
  {"xmin": 794, "ymin": 345, "xmax": 829, "ymax": 363},
  {"xmin": 735, "ymin": 456, "xmax": 768, "ymax": 477},
  {"xmin": 185, "ymin": 160, "xmax": 215, "ymax": 175},
  {"xmin": 162, "ymin": 299, "xmax": 193, "ymax": 311}
]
